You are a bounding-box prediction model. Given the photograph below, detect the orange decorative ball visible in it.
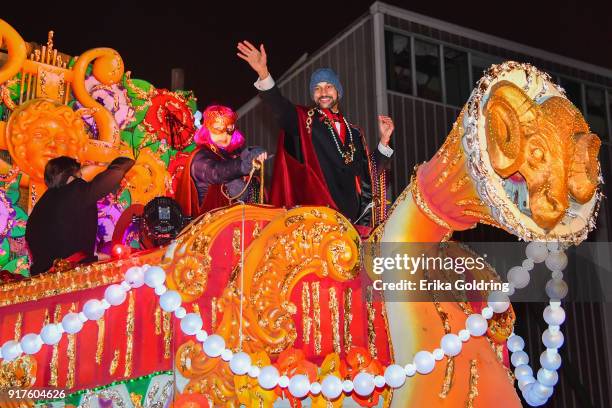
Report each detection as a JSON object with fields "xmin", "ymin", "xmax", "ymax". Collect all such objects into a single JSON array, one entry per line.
[{"xmin": 172, "ymin": 393, "xmax": 210, "ymax": 408}]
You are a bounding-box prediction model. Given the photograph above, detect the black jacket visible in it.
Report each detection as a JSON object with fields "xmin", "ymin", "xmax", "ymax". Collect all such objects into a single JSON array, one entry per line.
[
  {"xmin": 261, "ymin": 85, "xmax": 391, "ymax": 224},
  {"xmin": 26, "ymin": 157, "xmax": 135, "ymax": 275}
]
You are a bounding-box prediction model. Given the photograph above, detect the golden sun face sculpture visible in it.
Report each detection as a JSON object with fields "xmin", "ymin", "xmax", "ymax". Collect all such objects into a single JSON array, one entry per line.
[
  {"xmin": 6, "ymin": 98, "xmax": 89, "ymax": 182},
  {"xmin": 485, "ymin": 81, "xmax": 600, "ymax": 230}
]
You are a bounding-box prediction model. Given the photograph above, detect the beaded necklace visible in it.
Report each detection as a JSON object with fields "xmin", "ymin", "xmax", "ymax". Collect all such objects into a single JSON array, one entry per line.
[{"xmin": 316, "ymin": 108, "xmax": 356, "ymax": 164}]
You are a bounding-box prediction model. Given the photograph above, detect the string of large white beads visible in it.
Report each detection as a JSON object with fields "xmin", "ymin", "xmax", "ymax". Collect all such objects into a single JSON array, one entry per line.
[
  {"xmin": 321, "ymin": 375, "xmax": 343, "ymax": 399},
  {"xmin": 0, "ymin": 240, "xmax": 573, "ymax": 406}
]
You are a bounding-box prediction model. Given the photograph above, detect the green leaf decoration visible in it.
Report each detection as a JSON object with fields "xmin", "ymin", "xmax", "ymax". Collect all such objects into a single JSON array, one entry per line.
[
  {"xmin": 129, "ymin": 239, "xmax": 141, "ymax": 250},
  {"xmin": 175, "ymin": 90, "xmax": 198, "ymax": 113},
  {"xmin": 0, "ymin": 239, "xmax": 10, "ymax": 267},
  {"xmin": 160, "ymin": 149, "xmax": 171, "ymax": 167},
  {"xmin": 131, "ymin": 99, "xmax": 150, "ymax": 125},
  {"xmin": 3, "ymin": 255, "xmax": 29, "ymax": 276},
  {"xmin": 182, "ymin": 142, "xmax": 197, "ymax": 153},
  {"xmin": 123, "ymin": 76, "xmax": 154, "ymax": 100},
  {"xmin": 148, "ymin": 141, "xmax": 161, "ymax": 153},
  {"xmin": 5, "ymin": 174, "xmax": 21, "ymax": 204},
  {"xmin": 7, "ymin": 73, "xmax": 22, "ymax": 93},
  {"xmin": 121, "ymin": 125, "xmax": 147, "ymax": 150},
  {"xmin": 10, "ymin": 206, "xmax": 28, "ymax": 238},
  {"xmin": 118, "ymin": 189, "xmax": 131, "ymax": 208}
]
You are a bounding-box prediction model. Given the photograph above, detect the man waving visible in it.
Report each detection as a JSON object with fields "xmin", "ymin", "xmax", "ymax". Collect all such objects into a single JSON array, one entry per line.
[{"xmin": 238, "ymin": 41, "xmax": 394, "ymax": 227}]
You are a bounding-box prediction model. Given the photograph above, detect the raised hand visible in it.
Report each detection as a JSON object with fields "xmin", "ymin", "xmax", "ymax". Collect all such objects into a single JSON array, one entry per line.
[
  {"xmin": 237, "ymin": 41, "xmax": 269, "ymax": 79},
  {"xmin": 255, "ymin": 152, "xmax": 268, "ymax": 163},
  {"xmin": 378, "ymin": 115, "xmax": 394, "ymax": 146}
]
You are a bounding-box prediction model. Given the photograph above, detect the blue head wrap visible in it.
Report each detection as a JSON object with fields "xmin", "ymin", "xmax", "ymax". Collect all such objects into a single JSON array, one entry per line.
[{"xmin": 309, "ymin": 68, "xmax": 343, "ymax": 99}]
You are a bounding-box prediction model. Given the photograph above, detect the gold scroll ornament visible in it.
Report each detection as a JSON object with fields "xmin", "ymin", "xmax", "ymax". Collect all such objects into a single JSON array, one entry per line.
[{"xmin": 172, "ymin": 206, "xmax": 360, "ymax": 406}]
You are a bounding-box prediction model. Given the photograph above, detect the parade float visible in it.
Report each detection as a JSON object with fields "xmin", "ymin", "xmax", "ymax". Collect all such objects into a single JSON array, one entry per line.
[{"xmin": 0, "ymin": 18, "xmax": 602, "ymax": 407}]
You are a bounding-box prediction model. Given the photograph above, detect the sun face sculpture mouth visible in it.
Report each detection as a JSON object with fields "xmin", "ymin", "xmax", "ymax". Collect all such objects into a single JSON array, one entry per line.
[{"xmin": 463, "ymin": 62, "xmax": 602, "ymax": 244}]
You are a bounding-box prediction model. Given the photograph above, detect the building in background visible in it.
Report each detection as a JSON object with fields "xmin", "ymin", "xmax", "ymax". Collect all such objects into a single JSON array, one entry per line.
[{"xmin": 237, "ymin": 2, "xmax": 612, "ymax": 407}]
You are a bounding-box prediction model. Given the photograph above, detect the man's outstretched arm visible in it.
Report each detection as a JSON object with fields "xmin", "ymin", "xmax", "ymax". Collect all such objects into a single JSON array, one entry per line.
[
  {"xmin": 237, "ymin": 41, "xmax": 301, "ymax": 160},
  {"xmin": 83, "ymin": 157, "xmax": 135, "ymax": 204}
]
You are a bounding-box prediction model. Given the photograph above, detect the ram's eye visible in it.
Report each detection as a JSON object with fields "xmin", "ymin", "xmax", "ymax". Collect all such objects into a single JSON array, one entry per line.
[{"xmin": 532, "ymin": 148, "xmax": 544, "ymax": 160}]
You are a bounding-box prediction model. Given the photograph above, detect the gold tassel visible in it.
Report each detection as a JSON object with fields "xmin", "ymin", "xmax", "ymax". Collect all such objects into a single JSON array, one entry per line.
[
  {"xmin": 433, "ymin": 301, "xmax": 455, "ymax": 397},
  {"xmin": 232, "ymin": 227, "xmax": 241, "ymax": 256},
  {"xmin": 439, "ymin": 357, "xmax": 455, "ymax": 398},
  {"xmin": 96, "ymin": 318, "xmax": 105, "ymax": 365},
  {"xmin": 124, "ymin": 291, "xmax": 135, "ymax": 377},
  {"xmin": 301, "ymin": 283, "xmax": 311, "ymax": 344},
  {"xmin": 466, "ymin": 360, "xmax": 479, "ymax": 408},
  {"xmin": 311, "ymin": 282, "xmax": 321, "ymax": 355},
  {"xmin": 154, "ymin": 306, "xmax": 162, "ymax": 335},
  {"xmin": 252, "ymin": 222, "xmax": 262, "ymax": 239},
  {"xmin": 66, "ymin": 304, "xmax": 77, "ymax": 389},
  {"xmin": 343, "ymin": 288, "xmax": 353, "ymax": 353},
  {"xmin": 433, "ymin": 301, "xmax": 451, "ymax": 334},
  {"xmin": 329, "ymin": 288, "xmax": 340, "ymax": 354},
  {"xmin": 109, "ymin": 350, "xmax": 120, "ymax": 376},
  {"xmin": 13, "ymin": 313, "xmax": 23, "ymax": 341},
  {"xmin": 211, "ymin": 297, "xmax": 217, "ymax": 331},
  {"xmin": 366, "ymin": 287, "xmax": 377, "ymax": 358},
  {"xmin": 48, "ymin": 305, "xmax": 62, "ymax": 387},
  {"xmin": 163, "ymin": 311, "xmax": 172, "ymax": 359}
]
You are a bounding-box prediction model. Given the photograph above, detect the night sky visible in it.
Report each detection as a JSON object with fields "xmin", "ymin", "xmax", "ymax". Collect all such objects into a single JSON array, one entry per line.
[{"xmin": 1, "ymin": 1, "xmax": 610, "ymax": 109}]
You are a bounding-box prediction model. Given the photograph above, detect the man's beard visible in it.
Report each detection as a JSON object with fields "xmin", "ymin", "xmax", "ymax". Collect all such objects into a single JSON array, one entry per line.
[{"xmin": 315, "ymin": 96, "xmax": 338, "ymax": 110}]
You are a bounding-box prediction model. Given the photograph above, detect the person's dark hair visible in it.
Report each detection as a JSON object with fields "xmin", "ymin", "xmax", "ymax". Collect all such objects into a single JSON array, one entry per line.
[{"xmin": 44, "ymin": 156, "xmax": 81, "ymax": 188}]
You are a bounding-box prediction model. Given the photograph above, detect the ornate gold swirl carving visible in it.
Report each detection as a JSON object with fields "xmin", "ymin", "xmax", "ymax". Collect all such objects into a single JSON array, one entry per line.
[
  {"xmin": 174, "ymin": 206, "xmax": 360, "ymax": 406},
  {"xmin": 0, "ymin": 356, "xmax": 36, "ymax": 389},
  {"xmin": 165, "ymin": 205, "xmax": 283, "ymax": 303}
]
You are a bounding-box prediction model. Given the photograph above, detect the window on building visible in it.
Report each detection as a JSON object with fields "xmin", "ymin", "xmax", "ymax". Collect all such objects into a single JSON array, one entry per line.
[
  {"xmin": 414, "ymin": 39, "xmax": 442, "ymax": 102},
  {"xmin": 444, "ymin": 47, "xmax": 470, "ymax": 107},
  {"xmin": 585, "ymin": 86, "xmax": 608, "ymax": 140},
  {"xmin": 559, "ymin": 78, "xmax": 584, "ymax": 112},
  {"xmin": 470, "ymin": 54, "xmax": 501, "ymax": 85},
  {"xmin": 385, "ymin": 31, "xmax": 412, "ymax": 95}
]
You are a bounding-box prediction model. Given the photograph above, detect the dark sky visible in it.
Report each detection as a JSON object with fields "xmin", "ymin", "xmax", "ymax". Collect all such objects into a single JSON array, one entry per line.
[{"xmin": 1, "ymin": 1, "xmax": 610, "ymax": 109}]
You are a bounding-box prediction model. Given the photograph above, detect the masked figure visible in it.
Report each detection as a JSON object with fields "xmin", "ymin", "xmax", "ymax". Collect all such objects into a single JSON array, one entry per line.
[{"xmin": 176, "ymin": 105, "xmax": 267, "ymax": 217}]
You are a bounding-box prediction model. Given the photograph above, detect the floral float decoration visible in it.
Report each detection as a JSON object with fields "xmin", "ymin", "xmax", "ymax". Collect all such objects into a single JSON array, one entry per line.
[
  {"xmin": 143, "ymin": 89, "xmax": 195, "ymax": 151},
  {"xmin": 75, "ymin": 75, "xmax": 135, "ymax": 137},
  {"xmin": 0, "ymin": 28, "xmax": 200, "ymax": 277}
]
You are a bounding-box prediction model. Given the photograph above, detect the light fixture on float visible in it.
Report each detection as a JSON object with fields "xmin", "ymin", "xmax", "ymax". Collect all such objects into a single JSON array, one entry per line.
[{"xmin": 111, "ymin": 243, "xmax": 131, "ymax": 259}]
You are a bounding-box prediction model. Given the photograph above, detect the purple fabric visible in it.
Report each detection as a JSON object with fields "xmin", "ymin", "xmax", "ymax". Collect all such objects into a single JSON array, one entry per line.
[
  {"xmin": 0, "ymin": 189, "xmax": 16, "ymax": 242},
  {"xmin": 96, "ymin": 197, "xmax": 124, "ymax": 254},
  {"xmin": 190, "ymin": 147, "xmax": 244, "ymax": 204},
  {"xmin": 97, "ymin": 396, "xmax": 113, "ymax": 408}
]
